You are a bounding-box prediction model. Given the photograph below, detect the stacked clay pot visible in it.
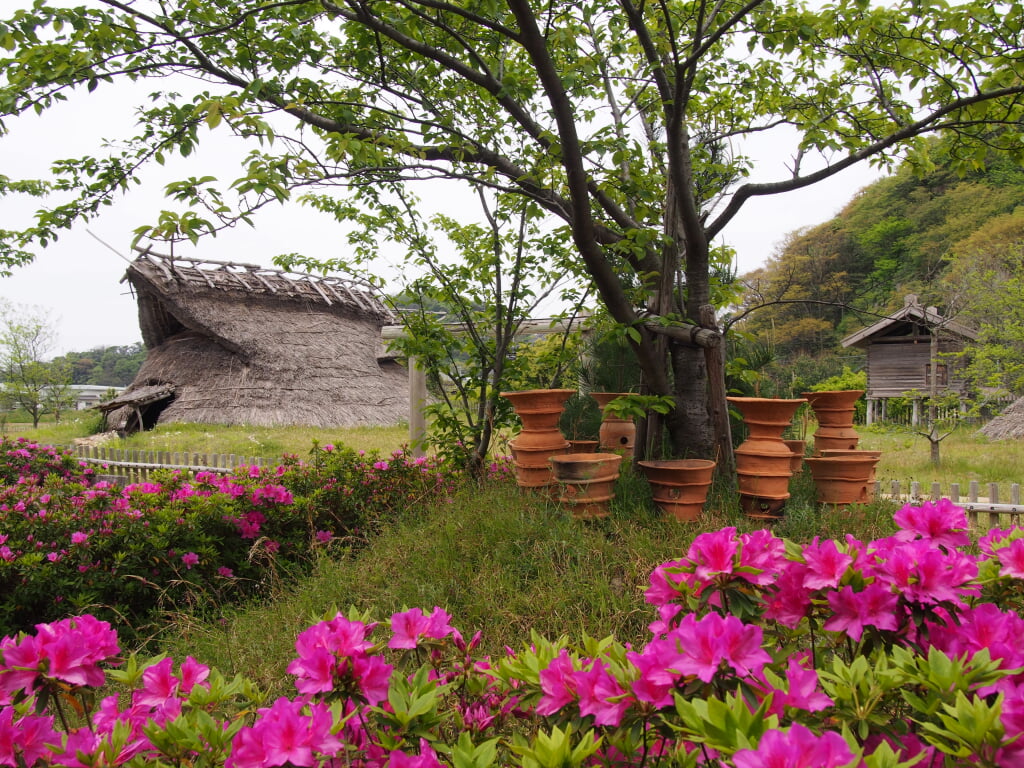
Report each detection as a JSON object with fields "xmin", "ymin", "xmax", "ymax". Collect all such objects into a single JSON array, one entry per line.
[
  {"xmin": 804, "ymin": 452, "xmax": 881, "ymax": 505},
  {"xmin": 590, "ymin": 392, "xmax": 636, "ymax": 458},
  {"xmin": 802, "ymin": 390, "xmax": 864, "ymax": 453},
  {"xmin": 549, "ymin": 452, "xmax": 623, "ymax": 519},
  {"xmin": 501, "ymin": 389, "xmax": 574, "ymax": 492},
  {"xmin": 728, "ymin": 396, "xmax": 807, "ymax": 518},
  {"xmin": 637, "ymin": 459, "xmax": 716, "ymax": 523}
]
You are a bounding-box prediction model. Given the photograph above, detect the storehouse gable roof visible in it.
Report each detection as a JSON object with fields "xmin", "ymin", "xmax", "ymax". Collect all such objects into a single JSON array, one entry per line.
[{"xmin": 840, "ymin": 294, "xmax": 978, "ymax": 349}]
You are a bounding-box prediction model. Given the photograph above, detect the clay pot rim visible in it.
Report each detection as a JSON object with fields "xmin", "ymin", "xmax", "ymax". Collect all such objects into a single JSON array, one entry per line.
[
  {"xmin": 727, "ymin": 396, "xmax": 808, "ymax": 405},
  {"xmin": 500, "ymin": 388, "xmax": 577, "ymax": 397},
  {"xmin": 801, "ymin": 389, "xmax": 865, "ymax": 397},
  {"xmin": 550, "ymin": 452, "xmax": 623, "ymax": 464},
  {"xmin": 805, "ymin": 455, "xmax": 879, "ymax": 464},
  {"xmin": 820, "ymin": 449, "xmax": 881, "ymax": 457},
  {"xmin": 637, "ymin": 459, "xmax": 716, "ymax": 470}
]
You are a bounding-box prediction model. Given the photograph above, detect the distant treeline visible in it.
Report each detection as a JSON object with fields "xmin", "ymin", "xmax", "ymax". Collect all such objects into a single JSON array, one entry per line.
[{"xmin": 52, "ymin": 343, "xmax": 147, "ymax": 387}]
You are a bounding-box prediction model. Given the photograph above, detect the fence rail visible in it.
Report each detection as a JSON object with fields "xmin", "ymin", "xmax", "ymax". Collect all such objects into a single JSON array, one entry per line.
[
  {"xmin": 882, "ymin": 479, "xmax": 1023, "ymax": 529},
  {"xmin": 72, "ymin": 445, "xmax": 270, "ymax": 484}
]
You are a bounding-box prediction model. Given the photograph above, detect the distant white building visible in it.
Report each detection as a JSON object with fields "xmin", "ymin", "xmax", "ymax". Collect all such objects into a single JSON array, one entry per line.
[{"xmin": 69, "ymin": 385, "xmax": 125, "ymax": 410}]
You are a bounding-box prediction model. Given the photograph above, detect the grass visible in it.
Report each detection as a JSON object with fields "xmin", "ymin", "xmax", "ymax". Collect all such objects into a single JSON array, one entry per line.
[
  {"xmin": 153, "ymin": 466, "xmax": 901, "ymax": 697},
  {"xmin": 10, "ymin": 413, "xmax": 411, "ymax": 459},
  {"xmin": 10, "ymin": 412, "xmax": 1023, "ymax": 492},
  {"xmin": 6, "ymin": 411, "xmax": 1017, "ymax": 696},
  {"xmin": 856, "ymin": 424, "xmax": 1024, "ymax": 498}
]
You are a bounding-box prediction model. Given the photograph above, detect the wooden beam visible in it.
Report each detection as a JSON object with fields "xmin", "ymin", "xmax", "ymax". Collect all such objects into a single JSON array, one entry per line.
[{"xmin": 641, "ymin": 318, "xmax": 721, "ymax": 348}]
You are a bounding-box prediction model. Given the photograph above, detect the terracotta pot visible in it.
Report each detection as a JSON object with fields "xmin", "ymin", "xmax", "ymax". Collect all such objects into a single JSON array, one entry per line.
[
  {"xmin": 783, "ymin": 439, "xmax": 806, "ymax": 474},
  {"xmin": 802, "ymin": 390, "xmax": 863, "ymax": 454},
  {"xmin": 590, "ymin": 392, "xmax": 637, "ymax": 458},
  {"xmin": 500, "ymin": 389, "xmax": 576, "ymax": 431},
  {"xmin": 813, "ymin": 429, "xmax": 860, "ymax": 453},
  {"xmin": 638, "ymin": 459, "xmax": 716, "ymax": 522},
  {"xmin": 549, "ymin": 452, "xmax": 623, "ymax": 481},
  {"xmin": 802, "ymin": 390, "xmax": 864, "ymax": 426},
  {"xmin": 510, "ymin": 429, "xmax": 573, "ymax": 451},
  {"xmin": 501, "ymin": 389, "xmax": 575, "ymax": 491},
  {"xmin": 820, "ymin": 449, "xmax": 882, "ymax": 489},
  {"xmin": 567, "ymin": 439, "xmax": 600, "ymax": 454},
  {"xmin": 805, "ymin": 454, "xmax": 880, "ymax": 505},
  {"xmin": 511, "ymin": 463, "xmax": 556, "ymax": 488},
  {"xmin": 509, "ymin": 438, "xmax": 570, "ymax": 467},
  {"xmin": 550, "ymin": 452, "xmax": 623, "ymax": 518},
  {"xmin": 728, "ymin": 397, "xmax": 807, "ymax": 518}
]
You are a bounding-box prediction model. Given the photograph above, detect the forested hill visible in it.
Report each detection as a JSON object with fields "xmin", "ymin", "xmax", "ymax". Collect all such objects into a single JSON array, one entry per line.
[{"xmin": 736, "ymin": 142, "xmax": 1024, "ymax": 371}]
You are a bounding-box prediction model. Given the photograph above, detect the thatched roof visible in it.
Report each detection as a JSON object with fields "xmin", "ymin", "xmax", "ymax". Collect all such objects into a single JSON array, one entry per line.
[
  {"xmin": 980, "ymin": 397, "xmax": 1024, "ymax": 441},
  {"xmin": 108, "ymin": 249, "xmax": 408, "ymax": 431}
]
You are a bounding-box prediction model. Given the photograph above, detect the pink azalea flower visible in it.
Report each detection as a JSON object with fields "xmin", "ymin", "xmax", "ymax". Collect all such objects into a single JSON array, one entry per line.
[
  {"xmin": 575, "ymin": 659, "xmax": 632, "ymax": 726},
  {"xmin": 536, "ymin": 649, "xmax": 578, "ymax": 714},
  {"xmin": 627, "ymin": 642, "xmax": 677, "ymax": 708},
  {"xmin": 227, "ymin": 698, "xmax": 341, "ymax": 768},
  {"xmin": 70, "ymin": 531, "xmax": 89, "ymax": 545},
  {"xmin": 756, "ymin": 653, "xmax": 833, "ymax": 716},
  {"xmin": 644, "ymin": 559, "xmax": 691, "ymax": 606},
  {"xmin": 824, "ymin": 583, "xmax": 899, "ymax": 641},
  {"xmin": 669, "ymin": 612, "xmax": 771, "ymax": 683},
  {"xmin": 0, "ymin": 707, "xmax": 60, "ymax": 766},
  {"xmin": 353, "ymin": 654, "xmax": 393, "ymax": 706},
  {"xmin": 738, "ymin": 528, "xmax": 787, "ymax": 585},
  {"xmin": 287, "ymin": 614, "xmax": 391, "ymax": 704},
  {"xmin": 388, "ymin": 607, "xmax": 454, "ymax": 649},
  {"xmin": 801, "ymin": 537, "xmax": 852, "ymax": 590},
  {"xmin": 181, "ymin": 552, "xmax": 199, "ymax": 569},
  {"xmin": 872, "ymin": 538, "xmax": 978, "ymax": 606},
  {"xmin": 928, "ymin": 603, "xmax": 1024, "ymax": 676},
  {"xmin": 386, "ymin": 739, "xmax": 445, "ymax": 768},
  {"xmin": 998, "ymin": 538, "xmax": 1024, "ymax": 578},
  {"xmin": 893, "ymin": 498, "xmax": 970, "ymax": 549},
  {"xmin": 733, "ymin": 723, "xmax": 855, "ymax": 768},
  {"xmin": 686, "ymin": 527, "xmax": 738, "ymax": 582}
]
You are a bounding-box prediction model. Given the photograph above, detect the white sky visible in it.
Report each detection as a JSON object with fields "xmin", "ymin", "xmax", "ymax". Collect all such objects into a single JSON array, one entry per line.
[{"xmin": 0, "ymin": 46, "xmax": 884, "ymax": 358}]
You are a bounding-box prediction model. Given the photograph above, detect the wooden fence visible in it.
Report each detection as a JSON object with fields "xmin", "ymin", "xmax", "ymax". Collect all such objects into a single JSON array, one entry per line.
[
  {"xmin": 882, "ymin": 479, "xmax": 1022, "ymax": 529},
  {"xmin": 71, "ymin": 445, "xmax": 271, "ymax": 484},
  {"xmin": 65, "ymin": 446, "xmax": 1024, "ymax": 530}
]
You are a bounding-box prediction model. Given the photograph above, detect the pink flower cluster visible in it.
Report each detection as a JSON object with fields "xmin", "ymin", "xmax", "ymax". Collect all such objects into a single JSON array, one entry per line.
[
  {"xmin": 286, "ymin": 614, "xmax": 393, "ymax": 704},
  {"xmin": 0, "ymin": 615, "xmax": 119, "ymax": 701},
  {"xmin": 8, "ymin": 498, "xmax": 1024, "ymax": 767}
]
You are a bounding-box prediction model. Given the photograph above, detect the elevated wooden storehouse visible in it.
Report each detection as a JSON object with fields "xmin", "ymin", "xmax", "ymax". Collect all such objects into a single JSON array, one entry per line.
[
  {"xmin": 100, "ymin": 251, "xmax": 407, "ymax": 433},
  {"xmin": 840, "ymin": 295, "xmax": 977, "ymax": 425}
]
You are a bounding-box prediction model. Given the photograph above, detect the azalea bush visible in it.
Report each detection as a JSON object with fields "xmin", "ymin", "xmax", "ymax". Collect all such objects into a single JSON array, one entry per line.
[
  {"xmin": 4, "ymin": 499, "xmax": 1024, "ymax": 766},
  {"xmin": 0, "ymin": 439, "xmax": 465, "ymax": 640}
]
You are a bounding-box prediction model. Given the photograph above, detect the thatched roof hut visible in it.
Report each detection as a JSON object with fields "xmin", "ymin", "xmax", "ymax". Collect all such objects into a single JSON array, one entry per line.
[
  {"xmin": 100, "ymin": 250, "xmax": 408, "ymax": 433},
  {"xmin": 980, "ymin": 397, "xmax": 1024, "ymax": 441}
]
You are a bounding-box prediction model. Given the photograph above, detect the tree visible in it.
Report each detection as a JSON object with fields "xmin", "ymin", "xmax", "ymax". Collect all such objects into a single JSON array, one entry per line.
[
  {"xmin": 0, "ymin": 302, "xmax": 70, "ymax": 428},
  {"xmin": 41, "ymin": 359, "xmax": 76, "ymax": 423},
  {"xmin": 943, "ymin": 208, "xmax": 1024, "ymax": 397},
  {"xmin": 53, "ymin": 343, "xmax": 147, "ymax": 386},
  {"xmin": 3, "ymin": 0, "xmax": 1024, "ymax": 464},
  {"xmin": 342, "ymin": 187, "xmax": 585, "ymax": 473}
]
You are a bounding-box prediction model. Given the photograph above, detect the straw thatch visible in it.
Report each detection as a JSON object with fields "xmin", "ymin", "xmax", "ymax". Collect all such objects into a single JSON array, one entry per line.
[
  {"xmin": 980, "ymin": 397, "xmax": 1024, "ymax": 441},
  {"xmin": 103, "ymin": 250, "xmax": 408, "ymax": 432}
]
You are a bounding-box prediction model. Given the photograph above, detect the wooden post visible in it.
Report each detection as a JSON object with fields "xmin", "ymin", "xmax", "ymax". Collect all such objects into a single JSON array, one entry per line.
[{"xmin": 408, "ymin": 356, "xmax": 428, "ymax": 458}]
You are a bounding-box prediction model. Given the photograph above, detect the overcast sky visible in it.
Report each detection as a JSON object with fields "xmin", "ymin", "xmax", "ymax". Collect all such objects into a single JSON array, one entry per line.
[{"xmin": 0, "ymin": 48, "xmax": 884, "ymax": 358}]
